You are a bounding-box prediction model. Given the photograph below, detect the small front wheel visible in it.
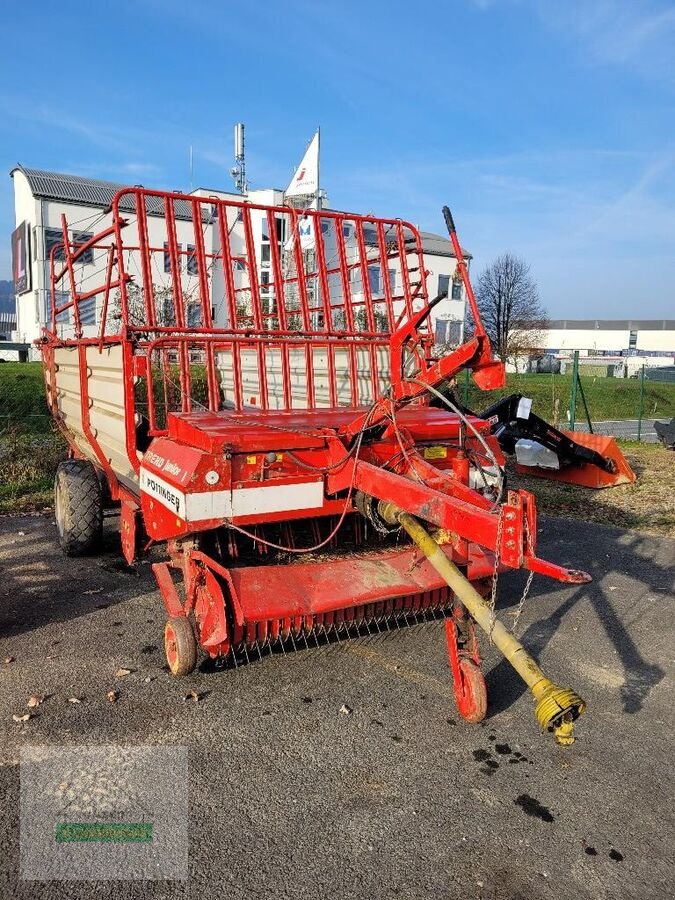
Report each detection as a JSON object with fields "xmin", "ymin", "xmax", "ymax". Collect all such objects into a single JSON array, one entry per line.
[
  {"xmin": 453, "ymin": 658, "xmax": 487, "ymax": 724},
  {"xmin": 164, "ymin": 617, "xmax": 198, "ymax": 676}
]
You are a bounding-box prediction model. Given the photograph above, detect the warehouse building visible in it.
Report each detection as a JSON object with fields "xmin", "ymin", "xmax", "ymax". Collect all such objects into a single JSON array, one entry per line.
[
  {"xmin": 540, "ymin": 319, "xmax": 675, "ymax": 357},
  {"xmin": 528, "ymin": 319, "xmax": 675, "ymax": 375}
]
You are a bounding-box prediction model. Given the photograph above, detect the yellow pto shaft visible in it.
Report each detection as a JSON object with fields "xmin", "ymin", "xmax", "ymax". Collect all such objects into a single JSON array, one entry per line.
[{"xmin": 379, "ymin": 502, "xmax": 585, "ymax": 745}]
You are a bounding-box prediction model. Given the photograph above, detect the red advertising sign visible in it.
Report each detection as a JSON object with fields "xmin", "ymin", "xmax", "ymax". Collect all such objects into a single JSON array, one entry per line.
[{"xmin": 12, "ymin": 221, "xmax": 31, "ymax": 295}]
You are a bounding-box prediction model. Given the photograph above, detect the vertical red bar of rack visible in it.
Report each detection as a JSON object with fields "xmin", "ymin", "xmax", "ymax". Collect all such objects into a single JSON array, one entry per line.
[
  {"xmin": 355, "ymin": 220, "xmax": 375, "ymax": 333},
  {"xmin": 135, "ymin": 190, "xmax": 156, "ymax": 328},
  {"xmin": 60, "ymin": 215, "xmax": 82, "ymax": 339},
  {"xmin": 241, "ymin": 204, "xmax": 262, "ymax": 331}
]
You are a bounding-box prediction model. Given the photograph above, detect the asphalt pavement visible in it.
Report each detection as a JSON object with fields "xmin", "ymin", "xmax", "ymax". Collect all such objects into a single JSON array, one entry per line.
[
  {"xmin": 0, "ymin": 511, "xmax": 673, "ymax": 899},
  {"xmin": 575, "ymin": 419, "xmax": 667, "ymax": 443}
]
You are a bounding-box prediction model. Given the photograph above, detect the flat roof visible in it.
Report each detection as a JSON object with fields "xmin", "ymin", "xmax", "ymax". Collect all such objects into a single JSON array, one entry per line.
[{"xmin": 547, "ymin": 319, "xmax": 675, "ymax": 331}]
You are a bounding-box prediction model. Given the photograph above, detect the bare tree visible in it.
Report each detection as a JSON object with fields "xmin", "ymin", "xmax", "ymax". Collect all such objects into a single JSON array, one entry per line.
[{"xmin": 473, "ymin": 254, "xmax": 548, "ymax": 370}]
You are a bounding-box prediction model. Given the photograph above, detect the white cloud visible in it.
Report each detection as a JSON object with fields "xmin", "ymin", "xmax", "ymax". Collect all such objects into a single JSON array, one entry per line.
[
  {"xmin": 328, "ymin": 143, "xmax": 675, "ymax": 316},
  {"xmin": 469, "ymin": 0, "xmax": 675, "ymax": 85}
]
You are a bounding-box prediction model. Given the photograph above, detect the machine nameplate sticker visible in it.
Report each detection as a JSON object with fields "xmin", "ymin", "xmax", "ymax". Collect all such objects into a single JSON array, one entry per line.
[
  {"xmin": 140, "ymin": 469, "xmax": 186, "ymax": 517},
  {"xmin": 423, "ymin": 446, "xmax": 447, "ymax": 460}
]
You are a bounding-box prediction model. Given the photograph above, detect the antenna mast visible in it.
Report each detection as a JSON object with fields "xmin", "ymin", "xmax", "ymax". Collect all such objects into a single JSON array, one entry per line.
[{"xmin": 231, "ymin": 122, "xmax": 247, "ymax": 194}]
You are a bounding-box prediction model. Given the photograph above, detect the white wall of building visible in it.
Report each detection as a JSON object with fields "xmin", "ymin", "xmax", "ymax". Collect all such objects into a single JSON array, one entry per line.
[
  {"xmin": 536, "ymin": 323, "xmax": 675, "ymax": 358},
  {"xmin": 637, "ymin": 330, "xmax": 675, "ymax": 353},
  {"xmin": 540, "ymin": 328, "xmax": 631, "ymax": 354}
]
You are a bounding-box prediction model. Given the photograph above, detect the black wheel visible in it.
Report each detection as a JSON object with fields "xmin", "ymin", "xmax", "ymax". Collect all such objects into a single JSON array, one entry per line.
[
  {"xmin": 54, "ymin": 459, "xmax": 103, "ymax": 556},
  {"xmin": 164, "ymin": 617, "xmax": 198, "ymax": 676}
]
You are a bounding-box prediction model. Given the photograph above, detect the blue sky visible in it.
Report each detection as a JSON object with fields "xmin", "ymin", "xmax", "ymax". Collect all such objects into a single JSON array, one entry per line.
[{"xmin": 1, "ymin": 0, "xmax": 673, "ymax": 317}]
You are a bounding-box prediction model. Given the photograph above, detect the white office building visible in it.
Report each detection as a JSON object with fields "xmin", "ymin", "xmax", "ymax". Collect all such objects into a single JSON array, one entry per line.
[{"xmin": 10, "ymin": 165, "xmax": 468, "ymax": 357}]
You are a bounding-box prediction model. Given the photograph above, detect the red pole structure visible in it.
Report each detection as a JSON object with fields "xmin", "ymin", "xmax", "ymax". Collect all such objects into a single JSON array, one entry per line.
[
  {"xmin": 355, "ymin": 220, "xmax": 375, "ymax": 333},
  {"xmin": 241, "ymin": 204, "xmax": 262, "ymax": 331},
  {"xmin": 335, "ymin": 215, "xmax": 354, "ymax": 333},
  {"xmin": 312, "ymin": 213, "xmax": 332, "ymax": 333},
  {"xmin": 376, "ymin": 221, "xmax": 395, "ymax": 331},
  {"xmin": 267, "ymin": 209, "xmax": 287, "ymax": 331},
  {"xmin": 98, "ymin": 246, "xmax": 115, "ymax": 351},
  {"xmin": 135, "ymin": 189, "xmax": 156, "ymax": 328},
  {"xmin": 60, "ymin": 214, "xmax": 82, "ymax": 339},
  {"xmin": 49, "ymin": 244, "xmax": 59, "ymax": 335},
  {"xmin": 216, "ymin": 204, "xmax": 239, "ymax": 330},
  {"xmin": 288, "ymin": 207, "xmax": 310, "ymax": 332},
  {"xmin": 442, "ymin": 206, "xmax": 485, "ymax": 339},
  {"xmin": 395, "ymin": 220, "xmax": 413, "ymax": 322},
  {"xmin": 190, "ymin": 199, "xmax": 219, "ymax": 411}
]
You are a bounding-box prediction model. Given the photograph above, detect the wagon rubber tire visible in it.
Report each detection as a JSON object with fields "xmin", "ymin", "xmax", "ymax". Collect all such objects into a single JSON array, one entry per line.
[
  {"xmin": 453, "ymin": 658, "xmax": 488, "ymax": 724},
  {"xmin": 54, "ymin": 459, "xmax": 103, "ymax": 557},
  {"xmin": 164, "ymin": 617, "xmax": 198, "ymax": 676}
]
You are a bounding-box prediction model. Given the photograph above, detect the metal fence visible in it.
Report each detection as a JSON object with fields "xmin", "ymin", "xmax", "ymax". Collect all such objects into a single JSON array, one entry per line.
[
  {"xmin": 462, "ymin": 351, "xmax": 675, "ymax": 444},
  {"xmin": 0, "ymin": 363, "xmax": 66, "ymax": 511}
]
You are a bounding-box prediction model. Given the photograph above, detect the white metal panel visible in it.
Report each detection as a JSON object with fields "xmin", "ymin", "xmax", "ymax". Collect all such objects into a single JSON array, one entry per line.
[
  {"xmin": 334, "ymin": 347, "xmax": 353, "ymax": 406},
  {"xmin": 54, "ymin": 344, "xmax": 137, "ymax": 486},
  {"xmin": 85, "ymin": 344, "xmax": 136, "ymax": 483},
  {"xmin": 215, "ymin": 341, "xmax": 391, "ymax": 411},
  {"xmin": 231, "ymin": 481, "xmax": 323, "ymax": 516},
  {"xmin": 264, "ymin": 347, "xmax": 284, "ymax": 410}
]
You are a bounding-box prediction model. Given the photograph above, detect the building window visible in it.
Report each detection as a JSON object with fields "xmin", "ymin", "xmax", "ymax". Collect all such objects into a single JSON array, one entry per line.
[
  {"xmin": 368, "ymin": 265, "xmax": 381, "ymax": 294},
  {"xmin": 44, "ymin": 228, "xmax": 66, "ymax": 262},
  {"xmin": 388, "ymin": 268, "xmax": 397, "ymax": 294},
  {"xmin": 187, "ymin": 245, "xmax": 198, "ymax": 276},
  {"xmin": 261, "ymin": 243, "xmax": 271, "ymax": 266},
  {"xmin": 451, "ymin": 279, "xmax": 462, "ymax": 301},
  {"xmin": 448, "ymin": 321, "xmax": 462, "ymax": 345},
  {"xmin": 79, "ymin": 297, "xmax": 96, "ymax": 325},
  {"xmin": 186, "ymin": 302, "xmax": 202, "ymax": 328},
  {"xmin": 260, "ymin": 270, "xmax": 270, "ymax": 295},
  {"xmin": 629, "ymin": 330, "xmax": 637, "ymax": 350},
  {"xmin": 51, "ymin": 290, "xmax": 70, "ymax": 324},
  {"xmin": 72, "ymin": 231, "xmax": 94, "ymax": 265},
  {"xmin": 275, "ymin": 216, "xmax": 285, "ymax": 243},
  {"xmin": 438, "ymin": 274, "xmax": 450, "ymax": 297},
  {"xmin": 163, "ymin": 242, "xmax": 184, "ymax": 274}
]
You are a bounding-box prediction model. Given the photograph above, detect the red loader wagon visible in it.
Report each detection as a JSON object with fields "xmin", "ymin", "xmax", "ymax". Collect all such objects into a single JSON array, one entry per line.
[{"xmin": 40, "ymin": 187, "xmax": 627, "ymax": 744}]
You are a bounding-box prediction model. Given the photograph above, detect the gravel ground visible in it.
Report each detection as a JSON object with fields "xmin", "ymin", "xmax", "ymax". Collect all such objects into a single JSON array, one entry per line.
[
  {"xmin": 514, "ymin": 446, "xmax": 675, "ymax": 537},
  {"xmin": 0, "ymin": 512, "xmax": 673, "ymax": 899}
]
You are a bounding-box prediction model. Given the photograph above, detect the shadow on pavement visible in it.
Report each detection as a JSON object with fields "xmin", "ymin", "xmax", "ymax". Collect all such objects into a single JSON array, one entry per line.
[
  {"xmin": 486, "ymin": 520, "xmax": 672, "ymax": 717},
  {"xmin": 0, "ymin": 514, "xmax": 154, "ymax": 637}
]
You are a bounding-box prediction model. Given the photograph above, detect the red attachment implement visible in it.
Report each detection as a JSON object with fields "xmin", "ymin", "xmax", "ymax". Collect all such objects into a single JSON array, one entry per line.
[{"xmin": 515, "ymin": 430, "xmax": 637, "ymax": 489}]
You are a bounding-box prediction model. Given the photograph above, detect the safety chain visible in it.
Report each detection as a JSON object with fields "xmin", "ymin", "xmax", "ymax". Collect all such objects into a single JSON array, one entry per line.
[
  {"xmin": 510, "ymin": 517, "xmax": 535, "ymax": 633},
  {"xmin": 488, "ymin": 508, "xmax": 504, "ymax": 640}
]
